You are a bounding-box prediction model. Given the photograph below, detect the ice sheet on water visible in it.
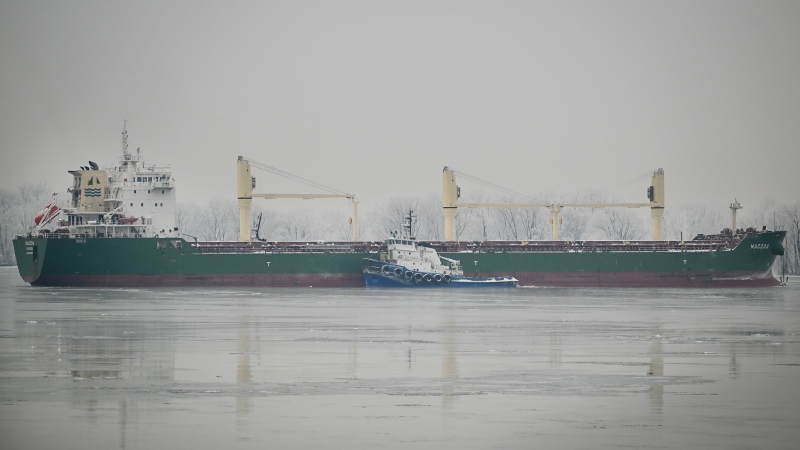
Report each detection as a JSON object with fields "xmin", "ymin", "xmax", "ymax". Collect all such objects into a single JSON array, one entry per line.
[{"xmin": 2, "ymin": 267, "xmax": 799, "ymax": 449}]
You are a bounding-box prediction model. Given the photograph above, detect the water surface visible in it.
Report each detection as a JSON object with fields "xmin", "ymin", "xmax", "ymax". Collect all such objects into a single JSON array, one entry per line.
[{"xmin": 1, "ymin": 267, "xmax": 798, "ymax": 449}]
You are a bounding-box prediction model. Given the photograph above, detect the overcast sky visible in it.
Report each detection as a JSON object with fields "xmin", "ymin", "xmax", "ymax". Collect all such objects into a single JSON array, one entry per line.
[{"xmin": 1, "ymin": 1, "xmax": 798, "ymax": 214}]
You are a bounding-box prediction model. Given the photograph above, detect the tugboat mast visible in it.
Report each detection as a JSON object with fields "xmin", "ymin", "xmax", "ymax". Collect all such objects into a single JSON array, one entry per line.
[{"xmin": 403, "ymin": 210, "xmax": 416, "ymax": 240}]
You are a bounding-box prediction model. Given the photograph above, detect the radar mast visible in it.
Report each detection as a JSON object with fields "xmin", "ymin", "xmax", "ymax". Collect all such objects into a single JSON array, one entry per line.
[{"xmin": 122, "ymin": 120, "xmax": 130, "ymax": 159}]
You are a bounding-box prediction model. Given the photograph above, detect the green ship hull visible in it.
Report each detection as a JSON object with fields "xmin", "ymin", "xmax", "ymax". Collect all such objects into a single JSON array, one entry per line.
[{"xmin": 13, "ymin": 231, "xmax": 786, "ymax": 287}]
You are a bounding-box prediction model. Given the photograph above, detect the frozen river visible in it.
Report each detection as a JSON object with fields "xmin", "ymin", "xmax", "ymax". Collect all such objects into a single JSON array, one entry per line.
[{"xmin": 1, "ymin": 266, "xmax": 799, "ymax": 449}]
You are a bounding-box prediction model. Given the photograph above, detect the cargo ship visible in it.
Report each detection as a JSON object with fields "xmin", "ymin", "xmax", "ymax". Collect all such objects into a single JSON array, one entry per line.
[{"xmin": 12, "ymin": 128, "xmax": 787, "ymax": 288}]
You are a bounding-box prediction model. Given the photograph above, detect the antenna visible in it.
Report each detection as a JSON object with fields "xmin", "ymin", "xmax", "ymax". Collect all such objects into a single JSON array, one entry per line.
[{"xmin": 122, "ymin": 120, "xmax": 130, "ymax": 157}]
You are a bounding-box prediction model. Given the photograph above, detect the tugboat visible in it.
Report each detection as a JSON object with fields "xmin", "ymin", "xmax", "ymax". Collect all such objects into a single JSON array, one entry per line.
[{"xmin": 362, "ymin": 211, "xmax": 518, "ymax": 288}]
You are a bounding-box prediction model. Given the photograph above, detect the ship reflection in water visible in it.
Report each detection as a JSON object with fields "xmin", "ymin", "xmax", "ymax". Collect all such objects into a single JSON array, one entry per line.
[{"xmin": 1, "ymin": 268, "xmax": 799, "ymax": 449}]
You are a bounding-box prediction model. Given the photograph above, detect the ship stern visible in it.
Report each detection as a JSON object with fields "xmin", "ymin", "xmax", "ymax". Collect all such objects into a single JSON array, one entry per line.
[{"xmin": 12, "ymin": 237, "xmax": 45, "ymax": 284}]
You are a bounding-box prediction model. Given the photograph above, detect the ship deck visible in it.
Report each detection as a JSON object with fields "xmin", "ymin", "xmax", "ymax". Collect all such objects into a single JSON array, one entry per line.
[{"xmin": 188, "ymin": 238, "xmax": 742, "ymax": 255}]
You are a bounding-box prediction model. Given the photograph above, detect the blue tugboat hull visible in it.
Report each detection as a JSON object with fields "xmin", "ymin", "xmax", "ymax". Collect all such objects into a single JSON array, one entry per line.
[{"xmin": 363, "ymin": 258, "xmax": 517, "ymax": 288}]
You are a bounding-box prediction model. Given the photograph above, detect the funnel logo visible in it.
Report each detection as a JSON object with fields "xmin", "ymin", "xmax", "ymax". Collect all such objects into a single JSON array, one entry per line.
[{"xmin": 85, "ymin": 176, "xmax": 102, "ymax": 197}]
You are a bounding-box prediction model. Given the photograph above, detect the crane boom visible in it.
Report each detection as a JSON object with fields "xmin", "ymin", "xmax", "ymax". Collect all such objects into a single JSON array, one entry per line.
[
  {"xmin": 443, "ymin": 167, "xmax": 665, "ymax": 241},
  {"xmin": 237, "ymin": 156, "xmax": 359, "ymax": 241},
  {"xmin": 251, "ymin": 193, "xmax": 354, "ymax": 200}
]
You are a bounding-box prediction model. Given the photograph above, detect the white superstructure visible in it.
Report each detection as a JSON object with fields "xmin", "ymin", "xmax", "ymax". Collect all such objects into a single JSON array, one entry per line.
[
  {"xmin": 381, "ymin": 210, "xmax": 463, "ymax": 276},
  {"xmin": 383, "ymin": 237, "xmax": 463, "ymax": 276},
  {"xmin": 47, "ymin": 123, "xmax": 179, "ymax": 238}
]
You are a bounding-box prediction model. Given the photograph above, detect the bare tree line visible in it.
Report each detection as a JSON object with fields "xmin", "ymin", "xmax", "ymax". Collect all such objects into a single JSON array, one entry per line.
[
  {"xmin": 0, "ymin": 182, "xmax": 53, "ymax": 265},
  {"xmin": 1, "ymin": 185, "xmax": 799, "ymax": 273}
]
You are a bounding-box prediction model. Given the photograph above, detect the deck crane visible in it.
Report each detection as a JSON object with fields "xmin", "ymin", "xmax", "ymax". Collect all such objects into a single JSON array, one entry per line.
[
  {"xmin": 237, "ymin": 156, "xmax": 359, "ymax": 242},
  {"xmin": 442, "ymin": 167, "xmax": 665, "ymax": 241}
]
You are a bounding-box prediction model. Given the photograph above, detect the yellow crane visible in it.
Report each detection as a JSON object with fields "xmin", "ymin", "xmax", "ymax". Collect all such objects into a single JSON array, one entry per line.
[
  {"xmin": 442, "ymin": 167, "xmax": 665, "ymax": 241},
  {"xmin": 237, "ymin": 156, "xmax": 359, "ymax": 242}
]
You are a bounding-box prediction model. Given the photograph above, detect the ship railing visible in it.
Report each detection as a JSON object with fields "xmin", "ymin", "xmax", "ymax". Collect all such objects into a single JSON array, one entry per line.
[
  {"xmin": 192, "ymin": 241, "xmax": 383, "ymax": 254},
  {"xmin": 29, "ymin": 232, "xmax": 74, "ymax": 239},
  {"xmin": 426, "ymin": 239, "xmax": 739, "ymax": 254},
  {"xmin": 439, "ymin": 256, "xmax": 462, "ymax": 271},
  {"xmin": 187, "ymin": 240, "xmax": 741, "ymax": 254},
  {"xmin": 28, "ymin": 229, "xmax": 154, "ymax": 239}
]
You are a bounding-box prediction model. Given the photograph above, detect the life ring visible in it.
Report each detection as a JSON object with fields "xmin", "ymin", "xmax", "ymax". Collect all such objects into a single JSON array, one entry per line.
[
  {"xmin": 433, "ymin": 274, "xmax": 443, "ymax": 283},
  {"xmin": 423, "ymin": 274, "xmax": 433, "ymax": 283},
  {"xmin": 443, "ymin": 274, "xmax": 451, "ymax": 284},
  {"xmin": 394, "ymin": 267, "xmax": 404, "ymax": 277},
  {"xmin": 382, "ymin": 265, "xmax": 392, "ymax": 275}
]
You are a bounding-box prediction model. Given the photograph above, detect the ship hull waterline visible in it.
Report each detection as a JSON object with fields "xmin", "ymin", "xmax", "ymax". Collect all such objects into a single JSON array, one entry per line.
[{"xmin": 22, "ymin": 269, "xmax": 780, "ymax": 288}]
